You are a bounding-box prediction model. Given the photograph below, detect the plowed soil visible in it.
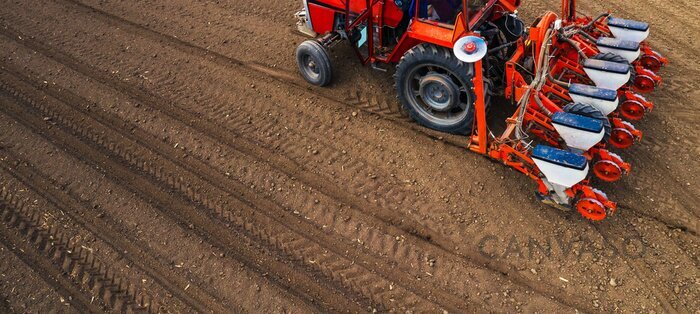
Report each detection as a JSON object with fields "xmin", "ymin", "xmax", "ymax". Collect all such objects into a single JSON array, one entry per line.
[{"xmin": 0, "ymin": 0, "xmax": 697, "ymax": 312}]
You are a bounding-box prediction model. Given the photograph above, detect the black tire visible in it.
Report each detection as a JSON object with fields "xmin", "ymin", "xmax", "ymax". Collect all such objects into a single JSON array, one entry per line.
[
  {"xmin": 563, "ymin": 102, "xmax": 611, "ymax": 142},
  {"xmin": 296, "ymin": 40, "xmax": 332, "ymax": 86},
  {"xmin": 590, "ymin": 52, "xmax": 636, "ymax": 85},
  {"xmin": 395, "ymin": 44, "xmax": 489, "ymax": 135}
]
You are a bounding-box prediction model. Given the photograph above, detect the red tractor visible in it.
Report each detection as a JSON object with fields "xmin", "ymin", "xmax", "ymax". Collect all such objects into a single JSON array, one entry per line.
[{"xmin": 293, "ymin": 0, "xmax": 667, "ymax": 220}]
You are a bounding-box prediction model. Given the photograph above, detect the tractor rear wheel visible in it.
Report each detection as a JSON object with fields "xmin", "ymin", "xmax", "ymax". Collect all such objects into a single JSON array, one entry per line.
[
  {"xmin": 395, "ymin": 44, "xmax": 486, "ymax": 135},
  {"xmin": 563, "ymin": 102, "xmax": 611, "ymax": 142},
  {"xmin": 296, "ymin": 40, "xmax": 332, "ymax": 86}
]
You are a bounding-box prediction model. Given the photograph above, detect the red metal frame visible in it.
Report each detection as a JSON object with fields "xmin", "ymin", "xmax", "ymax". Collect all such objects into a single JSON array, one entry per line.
[
  {"xmin": 560, "ymin": 0, "xmax": 669, "ymax": 73},
  {"xmin": 302, "ymin": 0, "xmax": 670, "ymax": 220}
]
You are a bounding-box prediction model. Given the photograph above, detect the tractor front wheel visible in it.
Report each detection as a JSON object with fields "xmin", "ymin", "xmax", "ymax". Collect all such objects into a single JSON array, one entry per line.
[
  {"xmin": 395, "ymin": 44, "xmax": 480, "ymax": 135},
  {"xmin": 296, "ymin": 40, "xmax": 332, "ymax": 86}
]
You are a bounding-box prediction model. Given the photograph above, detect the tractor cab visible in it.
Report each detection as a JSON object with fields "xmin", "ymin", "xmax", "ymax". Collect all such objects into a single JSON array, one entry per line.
[
  {"xmin": 296, "ymin": 0, "xmax": 519, "ymax": 65},
  {"xmin": 296, "ymin": 0, "xmax": 524, "ymax": 134}
]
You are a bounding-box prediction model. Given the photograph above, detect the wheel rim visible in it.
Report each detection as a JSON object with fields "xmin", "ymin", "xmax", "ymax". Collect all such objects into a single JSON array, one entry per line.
[
  {"xmin": 418, "ymin": 74, "xmax": 460, "ymax": 112},
  {"xmin": 576, "ymin": 198, "xmax": 607, "ymax": 221},
  {"xmin": 405, "ymin": 64, "xmax": 471, "ymax": 126},
  {"xmin": 593, "ymin": 160, "xmax": 622, "ymax": 182},
  {"xmin": 620, "ymin": 100, "xmax": 646, "ymax": 120},
  {"xmin": 609, "ymin": 128, "xmax": 635, "ymax": 149},
  {"xmin": 301, "ymin": 54, "xmax": 320, "ymax": 81}
]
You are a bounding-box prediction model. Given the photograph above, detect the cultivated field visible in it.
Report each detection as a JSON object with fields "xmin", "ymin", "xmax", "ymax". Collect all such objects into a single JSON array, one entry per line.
[{"xmin": 0, "ymin": 0, "xmax": 697, "ymax": 312}]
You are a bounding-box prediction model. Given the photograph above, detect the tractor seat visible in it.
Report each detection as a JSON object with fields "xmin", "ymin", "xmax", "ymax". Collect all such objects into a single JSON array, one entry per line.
[
  {"xmin": 608, "ymin": 17, "xmax": 649, "ymax": 32},
  {"xmin": 532, "ymin": 145, "xmax": 588, "ymax": 171},
  {"xmin": 583, "ymin": 59, "xmax": 629, "ymax": 75},
  {"xmin": 551, "ymin": 111, "xmax": 604, "ymax": 134},
  {"xmin": 569, "ymin": 84, "xmax": 618, "ymax": 102},
  {"xmin": 596, "ymin": 37, "xmax": 640, "ymax": 52}
]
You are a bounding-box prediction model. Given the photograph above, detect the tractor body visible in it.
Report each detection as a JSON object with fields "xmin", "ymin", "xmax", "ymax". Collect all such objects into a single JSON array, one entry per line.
[{"xmin": 294, "ymin": 0, "xmax": 667, "ymax": 220}]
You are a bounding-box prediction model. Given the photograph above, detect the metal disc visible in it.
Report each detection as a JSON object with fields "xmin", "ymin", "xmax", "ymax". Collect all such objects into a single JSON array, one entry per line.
[
  {"xmin": 633, "ymin": 75, "xmax": 656, "ymax": 93},
  {"xmin": 610, "ymin": 128, "xmax": 635, "ymax": 149},
  {"xmin": 453, "ymin": 36, "xmax": 487, "ymax": 63},
  {"xmin": 639, "ymin": 54, "xmax": 662, "ymax": 72},
  {"xmin": 593, "ymin": 160, "xmax": 623, "ymax": 182},
  {"xmin": 620, "ymin": 100, "xmax": 646, "ymax": 120},
  {"xmin": 576, "ymin": 198, "xmax": 607, "ymax": 221}
]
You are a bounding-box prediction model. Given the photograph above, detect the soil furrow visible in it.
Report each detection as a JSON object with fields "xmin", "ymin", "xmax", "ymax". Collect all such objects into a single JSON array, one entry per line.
[
  {"xmin": 19, "ymin": 0, "xmax": 700, "ymax": 231},
  {"xmin": 0, "ymin": 191, "xmax": 148, "ymax": 313},
  {"xmin": 0, "ymin": 147, "xmax": 229, "ymax": 313},
  {"xmin": 0, "ymin": 65, "xmax": 467, "ymax": 312},
  {"xmin": 0, "ymin": 21, "xmax": 601, "ymax": 312},
  {"xmin": 0, "ymin": 93, "xmax": 370, "ymax": 312},
  {"xmin": 0, "ymin": 0, "xmax": 697, "ymax": 311}
]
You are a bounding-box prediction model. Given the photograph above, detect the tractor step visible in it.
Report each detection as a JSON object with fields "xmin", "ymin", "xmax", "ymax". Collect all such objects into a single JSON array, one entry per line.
[{"xmin": 371, "ymin": 62, "xmax": 389, "ymax": 72}]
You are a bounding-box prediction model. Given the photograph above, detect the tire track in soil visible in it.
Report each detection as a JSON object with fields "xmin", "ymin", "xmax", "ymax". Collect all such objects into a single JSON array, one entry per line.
[
  {"xmin": 0, "ymin": 190, "xmax": 152, "ymax": 313},
  {"xmin": 0, "ymin": 108, "xmax": 317, "ymax": 314},
  {"xmin": 619, "ymin": 205, "xmax": 699, "ymax": 238},
  {"xmin": 0, "ymin": 148, "xmax": 228, "ymax": 313},
  {"xmin": 0, "ymin": 15, "xmax": 672, "ymax": 311},
  {"xmin": 0, "ymin": 62, "xmax": 470, "ymax": 312},
  {"xmin": 0, "ymin": 85, "xmax": 374, "ymax": 312}
]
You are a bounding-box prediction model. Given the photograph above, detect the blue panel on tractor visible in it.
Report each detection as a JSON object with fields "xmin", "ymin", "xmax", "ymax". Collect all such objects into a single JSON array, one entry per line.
[
  {"xmin": 608, "ymin": 17, "xmax": 649, "ymax": 32},
  {"xmin": 597, "ymin": 37, "xmax": 640, "ymax": 51},
  {"xmin": 569, "ymin": 83, "xmax": 618, "ymax": 101},
  {"xmin": 551, "ymin": 111, "xmax": 604, "ymax": 133},
  {"xmin": 532, "ymin": 145, "xmax": 588, "ymax": 171},
  {"xmin": 583, "ymin": 59, "xmax": 629, "ymax": 74}
]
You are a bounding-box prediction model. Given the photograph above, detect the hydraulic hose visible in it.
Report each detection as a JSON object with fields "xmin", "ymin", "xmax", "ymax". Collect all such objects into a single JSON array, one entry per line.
[
  {"xmin": 515, "ymin": 26, "xmax": 555, "ymax": 142},
  {"xmin": 534, "ymin": 93, "xmax": 552, "ymax": 116},
  {"xmin": 582, "ymin": 13, "xmax": 610, "ymax": 30},
  {"xmin": 557, "ymin": 33, "xmax": 588, "ymax": 60},
  {"xmin": 547, "ymin": 72, "xmax": 571, "ymax": 88}
]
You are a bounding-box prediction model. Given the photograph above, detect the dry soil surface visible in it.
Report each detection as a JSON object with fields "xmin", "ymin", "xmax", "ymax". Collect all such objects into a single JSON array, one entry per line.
[{"xmin": 0, "ymin": 0, "xmax": 698, "ymax": 312}]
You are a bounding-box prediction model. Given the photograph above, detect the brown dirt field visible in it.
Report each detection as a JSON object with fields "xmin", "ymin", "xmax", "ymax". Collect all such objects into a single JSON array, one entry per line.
[{"xmin": 0, "ymin": 0, "xmax": 697, "ymax": 312}]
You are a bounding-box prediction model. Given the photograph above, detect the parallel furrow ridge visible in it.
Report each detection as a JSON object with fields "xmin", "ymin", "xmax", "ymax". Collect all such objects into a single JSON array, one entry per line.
[
  {"xmin": 0, "ymin": 187, "xmax": 154, "ymax": 313},
  {"xmin": 0, "ymin": 71, "xmax": 442, "ymax": 311},
  {"xmin": 0, "ymin": 24, "xmax": 589, "ymax": 311}
]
